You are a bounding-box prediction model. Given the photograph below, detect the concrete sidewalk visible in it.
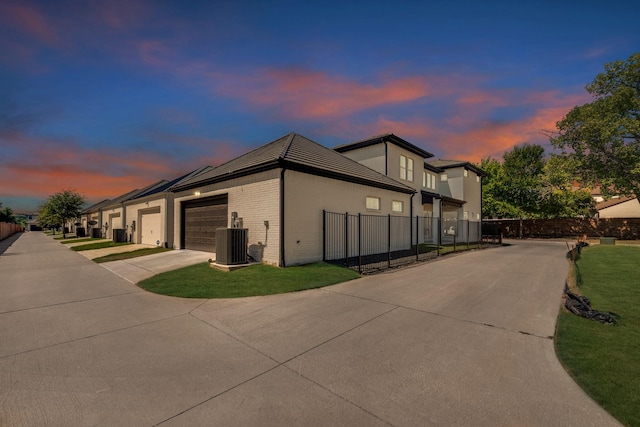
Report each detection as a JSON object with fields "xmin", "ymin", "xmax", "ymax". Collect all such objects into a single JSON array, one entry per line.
[{"xmin": 0, "ymin": 232, "xmax": 620, "ymax": 426}]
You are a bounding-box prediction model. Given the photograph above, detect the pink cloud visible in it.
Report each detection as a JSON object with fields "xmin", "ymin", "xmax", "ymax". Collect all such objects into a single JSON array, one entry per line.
[{"xmin": 0, "ymin": 3, "xmax": 61, "ymax": 46}]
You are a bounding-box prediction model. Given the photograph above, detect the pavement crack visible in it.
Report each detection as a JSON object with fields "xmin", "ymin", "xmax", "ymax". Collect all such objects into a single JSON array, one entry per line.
[
  {"xmin": 0, "ymin": 313, "xmax": 191, "ymax": 360},
  {"xmin": 0, "ymin": 290, "xmax": 142, "ymax": 315}
]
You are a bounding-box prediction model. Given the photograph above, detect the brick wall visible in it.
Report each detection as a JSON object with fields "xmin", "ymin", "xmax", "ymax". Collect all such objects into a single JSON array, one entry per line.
[{"xmin": 492, "ymin": 218, "xmax": 640, "ymax": 240}]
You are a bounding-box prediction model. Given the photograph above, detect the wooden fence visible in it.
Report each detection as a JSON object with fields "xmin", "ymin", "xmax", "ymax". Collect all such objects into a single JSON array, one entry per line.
[
  {"xmin": 1, "ymin": 222, "xmax": 24, "ymax": 241},
  {"xmin": 487, "ymin": 218, "xmax": 640, "ymax": 240}
]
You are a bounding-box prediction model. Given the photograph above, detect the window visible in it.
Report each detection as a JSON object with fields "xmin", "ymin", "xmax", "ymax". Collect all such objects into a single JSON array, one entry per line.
[
  {"xmin": 422, "ymin": 171, "xmax": 426, "ymax": 187},
  {"xmin": 476, "ymin": 213, "xmax": 480, "ymax": 220},
  {"xmin": 464, "ymin": 211, "xmax": 469, "ymax": 220},
  {"xmin": 392, "ymin": 200, "xmax": 403, "ymax": 213},
  {"xmin": 400, "ymin": 156, "xmax": 413, "ymax": 181},
  {"xmin": 441, "ymin": 173, "xmax": 448, "ymax": 182},
  {"xmin": 476, "ymin": 176, "xmax": 480, "ymax": 183},
  {"xmin": 366, "ymin": 196, "xmax": 380, "ymax": 210},
  {"xmin": 464, "ymin": 169, "xmax": 468, "ymax": 177}
]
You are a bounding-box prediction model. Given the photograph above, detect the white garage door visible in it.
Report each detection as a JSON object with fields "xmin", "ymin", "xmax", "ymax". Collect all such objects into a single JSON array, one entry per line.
[{"xmin": 140, "ymin": 211, "xmax": 162, "ymax": 246}]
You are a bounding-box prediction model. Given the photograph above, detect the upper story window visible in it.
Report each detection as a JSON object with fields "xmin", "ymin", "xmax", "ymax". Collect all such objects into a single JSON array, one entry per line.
[
  {"xmin": 423, "ymin": 171, "xmax": 437, "ymax": 190},
  {"xmin": 392, "ymin": 200, "xmax": 404, "ymax": 213},
  {"xmin": 464, "ymin": 169, "xmax": 468, "ymax": 177},
  {"xmin": 400, "ymin": 155, "xmax": 413, "ymax": 182},
  {"xmin": 366, "ymin": 196, "xmax": 380, "ymax": 211},
  {"xmin": 476, "ymin": 176, "xmax": 480, "ymax": 183},
  {"xmin": 441, "ymin": 173, "xmax": 448, "ymax": 182}
]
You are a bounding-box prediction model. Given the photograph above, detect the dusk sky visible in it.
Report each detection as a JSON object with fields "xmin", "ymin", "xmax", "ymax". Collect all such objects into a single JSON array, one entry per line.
[{"xmin": 2, "ymin": 0, "xmax": 639, "ymax": 212}]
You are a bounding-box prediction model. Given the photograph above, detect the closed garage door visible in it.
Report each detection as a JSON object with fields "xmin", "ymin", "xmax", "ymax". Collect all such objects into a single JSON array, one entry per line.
[
  {"xmin": 182, "ymin": 195, "xmax": 228, "ymax": 252},
  {"xmin": 140, "ymin": 208, "xmax": 162, "ymax": 246}
]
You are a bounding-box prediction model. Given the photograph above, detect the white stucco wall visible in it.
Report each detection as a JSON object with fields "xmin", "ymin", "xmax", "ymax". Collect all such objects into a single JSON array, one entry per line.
[
  {"xmin": 125, "ymin": 196, "xmax": 169, "ymax": 246},
  {"xmin": 283, "ymin": 170, "xmax": 413, "ymax": 266},
  {"xmin": 338, "ymin": 144, "xmax": 386, "ymax": 175}
]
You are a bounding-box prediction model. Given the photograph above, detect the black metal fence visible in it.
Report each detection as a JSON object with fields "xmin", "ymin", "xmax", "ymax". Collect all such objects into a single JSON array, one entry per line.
[{"xmin": 323, "ymin": 210, "xmax": 500, "ymax": 273}]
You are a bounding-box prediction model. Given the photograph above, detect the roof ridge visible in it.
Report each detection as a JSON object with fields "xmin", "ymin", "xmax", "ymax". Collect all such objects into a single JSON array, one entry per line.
[{"xmin": 279, "ymin": 132, "xmax": 297, "ymax": 159}]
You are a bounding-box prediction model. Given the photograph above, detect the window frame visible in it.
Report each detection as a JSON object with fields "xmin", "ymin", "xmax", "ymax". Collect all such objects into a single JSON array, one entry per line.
[
  {"xmin": 392, "ymin": 200, "xmax": 404, "ymax": 213},
  {"xmin": 366, "ymin": 196, "xmax": 381, "ymax": 211}
]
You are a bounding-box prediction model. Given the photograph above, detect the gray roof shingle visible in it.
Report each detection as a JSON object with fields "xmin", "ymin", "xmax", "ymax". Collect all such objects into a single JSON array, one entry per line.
[{"xmin": 172, "ymin": 133, "xmax": 415, "ymax": 194}]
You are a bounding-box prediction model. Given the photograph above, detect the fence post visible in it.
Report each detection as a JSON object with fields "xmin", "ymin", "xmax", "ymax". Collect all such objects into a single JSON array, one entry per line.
[
  {"xmin": 344, "ymin": 212, "xmax": 349, "ymax": 268},
  {"xmin": 388, "ymin": 214, "xmax": 391, "ymax": 268},
  {"xmin": 358, "ymin": 213, "xmax": 362, "ymax": 274},
  {"xmin": 415, "ymin": 215, "xmax": 419, "ymax": 261},
  {"xmin": 322, "ymin": 210, "xmax": 326, "ymax": 262},
  {"xmin": 437, "ymin": 217, "xmax": 441, "ymax": 256}
]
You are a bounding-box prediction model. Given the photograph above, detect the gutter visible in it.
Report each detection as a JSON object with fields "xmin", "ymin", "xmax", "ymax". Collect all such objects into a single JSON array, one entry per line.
[{"xmin": 280, "ymin": 167, "xmax": 286, "ymax": 267}]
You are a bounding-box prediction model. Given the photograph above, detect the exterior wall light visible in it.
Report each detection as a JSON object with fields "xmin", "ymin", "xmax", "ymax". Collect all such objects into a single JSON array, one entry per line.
[{"xmin": 195, "ymin": 191, "xmax": 201, "ymax": 197}]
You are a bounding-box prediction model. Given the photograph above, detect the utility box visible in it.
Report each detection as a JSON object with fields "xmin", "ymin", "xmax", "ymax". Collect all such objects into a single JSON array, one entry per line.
[
  {"xmin": 216, "ymin": 228, "xmax": 248, "ymax": 265},
  {"xmin": 113, "ymin": 228, "xmax": 127, "ymax": 243},
  {"xmin": 76, "ymin": 227, "xmax": 86, "ymax": 238},
  {"xmin": 91, "ymin": 228, "xmax": 102, "ymax": 238}
]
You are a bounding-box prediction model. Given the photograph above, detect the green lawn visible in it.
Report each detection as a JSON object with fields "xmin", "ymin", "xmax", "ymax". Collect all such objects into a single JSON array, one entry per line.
[
  {"xmin": 93, "ymin": 247, "xmax": 172, "ymax": 263},
  {"xmin": 60, "ymin": 237, "xmax": 104, "ymax": 244},
  {"xmin": 71, "ymin": 241, "xmax": 131, "ymax": 251},
  {"xmin": 138, "ymin": 262, "xmax": 360, "ymax": 298},
  {"xmin": 555, "ymin": 245, "xmax": 640, "ymax": 427}
]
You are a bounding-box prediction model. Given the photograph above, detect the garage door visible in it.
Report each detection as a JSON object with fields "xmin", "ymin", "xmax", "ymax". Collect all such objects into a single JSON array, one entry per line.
[
  {"xmin": 140, "ymin": 208, "xmax": 162, "ymax": 246},
  {"xmin": 182, "ymin": 195, "xmax": 228, "ymax": 252}
]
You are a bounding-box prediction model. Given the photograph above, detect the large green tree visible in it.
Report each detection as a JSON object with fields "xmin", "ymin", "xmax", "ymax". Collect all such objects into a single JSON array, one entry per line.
[
  {"xmin": 551, "ymin": 52, "xmax": 640, "ymax": 201},
  {"xmin": 38, "ymin": 190, "xmax": 86, "ymax": 238},
  {"xmin": 479, "ymin": 147, "xmax": 593, "ymax": 219},
  {"xmin": 502, "ymin": 144, "xmax": 545, "ymax": 217}
]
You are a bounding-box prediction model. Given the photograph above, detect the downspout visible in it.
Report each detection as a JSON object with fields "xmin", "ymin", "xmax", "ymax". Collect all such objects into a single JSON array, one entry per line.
[
  {"xmin": 383, "ymin": 138, "xmax": 388, "ymax": 175},
  {"xmin": 410, "ymin": 192, "xmax": 415, "ymax": 245},
  {"xmin": 280, "ymin": 167, "xmax": 286, "ymax": 267}
]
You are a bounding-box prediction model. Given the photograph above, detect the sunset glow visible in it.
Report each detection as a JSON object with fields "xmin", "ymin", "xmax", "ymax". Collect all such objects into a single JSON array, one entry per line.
[{"xmin": 1, "ymin": 0, "xmax": 638, "ymax": 211}]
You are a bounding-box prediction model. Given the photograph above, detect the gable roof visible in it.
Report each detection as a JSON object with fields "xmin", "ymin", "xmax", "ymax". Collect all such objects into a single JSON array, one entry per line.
[
  {"xmin": 81, "ymin": 199, "xmax": 111, "ymax": 214},
  {"xmin": 596, "ymin": 196, "xmax": 637, "ymax": 211},
  {"xmin": 131, "ymin": 166, "xmax": 213, "ymax": 200},
  {"xmin": 334, "ymin": 133, "xmax": 434, "ymax": 159},
  {"xmin": 171, "ymin": 132, "xmax": 415, "ymax": 194},
  {"xmin": 426, "ymin": 159, "xmax": 487, "ymax": 177}
]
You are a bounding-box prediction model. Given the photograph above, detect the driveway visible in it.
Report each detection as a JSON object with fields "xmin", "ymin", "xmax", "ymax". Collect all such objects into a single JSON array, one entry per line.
[{"xmin": 0, "ymin": 233, "xmax": 619, "ymax": 426}]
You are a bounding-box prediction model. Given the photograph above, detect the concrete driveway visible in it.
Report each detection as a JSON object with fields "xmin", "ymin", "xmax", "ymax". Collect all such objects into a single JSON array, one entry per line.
[{"xmin": 0, "ymin": 232, "xmax": 620, "ymax": 426}]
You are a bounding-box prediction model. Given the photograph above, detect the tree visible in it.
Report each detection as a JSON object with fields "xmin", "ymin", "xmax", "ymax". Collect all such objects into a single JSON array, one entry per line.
[
  {"xmin": 478, "ymin": 148, "xmax": 594, "ymax": 219},
  {"xmin": 479, "ymin": 157, "xmax": 522, "ymax": 218},
  {"xmin": 38, "ymin": 190, "xmax": 86, "ymax": 238},
  {"xmin": 551, "ymin": 52, "xmax": 640, "ymax": 201},
  {"xmin": 0, "ymin": 202, "xmax": 17, "ymax": 224},
  {"xmin": 502, "ymin": 144, "xmax": 545, "ymax": 217}
]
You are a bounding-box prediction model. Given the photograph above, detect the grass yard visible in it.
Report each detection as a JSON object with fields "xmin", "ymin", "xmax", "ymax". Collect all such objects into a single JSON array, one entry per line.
[
  {"xmin": 59, "ymin": 237, "xmax": 104, "ymax": 244},
  {"xmin": 93, "ymin": 247, "xmax": 172, "ymax": 263},
  {"xmin": 71, "ymin": 241, "xmax": 131, "ymax": 251},
  {"xmin": 555, "ymin": 245, "xmax": 640, "ymax": 427},
  {"xmin": 138, "ymin": 262, "xmax": 360, "ymax": 298}
]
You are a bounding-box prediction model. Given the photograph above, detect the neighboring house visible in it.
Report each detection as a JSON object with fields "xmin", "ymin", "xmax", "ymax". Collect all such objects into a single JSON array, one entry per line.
[
  {"xmin": 81, "ymin": 199, "xmax": 111, "ymax": 236},
  {"xmin": 169, "ymin": 132, "xmax": 416, "ymax": 266},
  {"xmin": 15, "ymin": 213, "xmax": 40, "ymax": 231},
  {"xmin": 94, "ymin": 182, "xmax": 168, "ymax": 240},
  {"xmin": 596, "ymin": 196, "xmax": 640, "ymax": 218},
  {"xmin": 124, "ymin": 167, "xmax": 212, "ymax": 247}
]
